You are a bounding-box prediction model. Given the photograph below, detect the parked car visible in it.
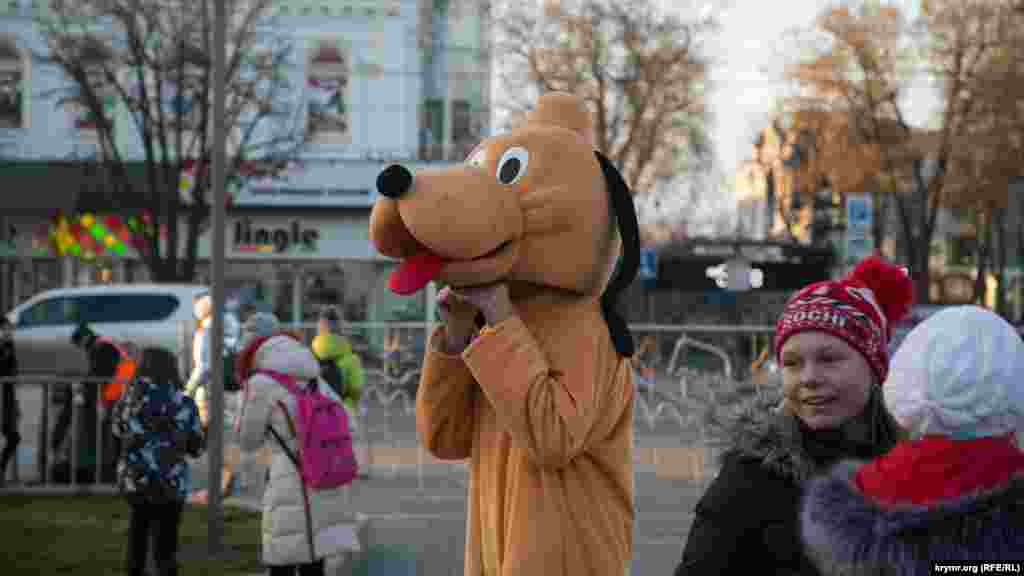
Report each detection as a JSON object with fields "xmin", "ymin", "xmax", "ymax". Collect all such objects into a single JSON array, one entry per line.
[{"xmin": 4, "ymin": 284, "xmax": 210, "ymax": 376}]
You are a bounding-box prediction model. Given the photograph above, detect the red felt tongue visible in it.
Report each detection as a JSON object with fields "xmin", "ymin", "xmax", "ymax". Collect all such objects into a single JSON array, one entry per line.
[{"xmin": 389, "ymin": 252, "xmax": 444, "ymax": 295}]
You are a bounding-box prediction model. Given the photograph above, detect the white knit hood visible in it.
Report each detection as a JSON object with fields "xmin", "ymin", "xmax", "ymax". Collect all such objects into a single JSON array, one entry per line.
[
  {"xmin": 884, "ymin": 305, "xmax": 1024, "ymax": 440},
  {"xmin": 252, "ymin": 334, "xmax": 321, "ymax": 381}
]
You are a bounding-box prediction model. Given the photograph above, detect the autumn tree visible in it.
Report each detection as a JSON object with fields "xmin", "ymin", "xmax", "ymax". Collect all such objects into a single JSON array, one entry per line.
[
  {"xmin": 37, "ymin": 0, "xmax": 306, "ymax": 281},
  {"xmin": 496, "ymin": 0, "xmax": 716, "ymax": 196},
  {"xmin": 781, "ymin": 0, "xmax": 1013, "ymax": 304},
  {"xmin": 942, "ymin": 2, "xmax": 1024, "ymax": 312},
  {"xmin": 780, "ymin": 108, "xmax": 891, "ymax": 245}
]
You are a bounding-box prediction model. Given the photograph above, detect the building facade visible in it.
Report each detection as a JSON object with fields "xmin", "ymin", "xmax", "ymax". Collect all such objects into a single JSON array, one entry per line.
[{"xmin": 0, "ymin": 0, "xmax": 493, "ymax": 333}]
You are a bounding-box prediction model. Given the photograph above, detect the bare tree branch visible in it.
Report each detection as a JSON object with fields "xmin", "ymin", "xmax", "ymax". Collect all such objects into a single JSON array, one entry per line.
[
  {"xmin": 37, "ymin": 0, "xmax": 308, "ymax": 281},
  {"xmin": 495, "ymin": 0, "xmax": 715, "ymax": 196}
]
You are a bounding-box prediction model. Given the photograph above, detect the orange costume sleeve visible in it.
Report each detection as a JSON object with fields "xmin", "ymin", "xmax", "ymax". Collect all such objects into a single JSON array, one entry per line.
[
  {"xmin": 415, "ymin": 326, "xmax": 479, "ymax": 460},
  {"xmin": 462, "ymin": 315, "xmax": 612, "ymax": 470}
]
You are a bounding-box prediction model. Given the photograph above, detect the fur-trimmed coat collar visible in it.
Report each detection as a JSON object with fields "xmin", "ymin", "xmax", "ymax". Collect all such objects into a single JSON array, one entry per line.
[
  {"xmin": 719, "ymin": 395, "xmax": 820, "ymax": 484},
  {"xmin": 801, "ymin": 462, "xmax": 1024, "ymax": 575},
  {"xmin": 710, "ymin": 392, "xmax": 892, "ymax": 485}
]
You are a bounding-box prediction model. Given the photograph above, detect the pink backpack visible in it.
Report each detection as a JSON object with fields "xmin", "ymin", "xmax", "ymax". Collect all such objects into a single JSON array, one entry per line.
[{"xmin": 257, "ymin": 370, "xmax": 358, "ymax": 490}]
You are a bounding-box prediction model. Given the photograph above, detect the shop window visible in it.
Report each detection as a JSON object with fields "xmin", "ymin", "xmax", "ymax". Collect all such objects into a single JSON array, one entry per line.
[
  {"xmin": 306, "ymin": 38, "xmax": 350, "ymax": 145},
  {"xmin": 0, "ymin": 36, "xmax": 25, "ymax": 130},
  {"xmin": 274, "ymin": 279, "xmax": 295, "ymax": 324},
  {"xmin": 33, "ymin": 259, "xmax": 59, "ymax": 293}
]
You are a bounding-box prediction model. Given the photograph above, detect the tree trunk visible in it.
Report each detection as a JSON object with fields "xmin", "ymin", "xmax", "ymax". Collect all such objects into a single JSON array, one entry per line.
[
  {"xmin": 769, "ymin": 168, "xmax": 799, "ymax": 242},
  {"xmin": 995, "ymin": 207, "xmax": 1008, "ymax": 317},
  {"xmin": 973, "ymin": 208, "xmax": 992, "ymax": 306},
  {"xmin": 912, "ymin": 240, "xmax": 931, "ymax": 305},
  {"xmin": 871, "ymin": 191, "xmax": 887, "ymax": 258},
  {"xmin": 896, "ymin": 194, "xmax": 930, "ymax": 304},
  {"xmin": 1017, "ymin": 206, "xmax": 1024, "ymax": 322}
]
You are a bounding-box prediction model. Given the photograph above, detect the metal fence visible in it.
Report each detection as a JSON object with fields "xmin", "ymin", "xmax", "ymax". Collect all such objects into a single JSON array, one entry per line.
[{"xmin": 1, "ymin": 324, "xmax": 781, "ymax": 494}]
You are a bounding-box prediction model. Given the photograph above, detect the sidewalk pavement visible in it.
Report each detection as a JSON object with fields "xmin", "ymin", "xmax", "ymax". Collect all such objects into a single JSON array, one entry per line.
[{"xmin": 200, "ymin": 447, "xmax": 705, "ymax": 576}]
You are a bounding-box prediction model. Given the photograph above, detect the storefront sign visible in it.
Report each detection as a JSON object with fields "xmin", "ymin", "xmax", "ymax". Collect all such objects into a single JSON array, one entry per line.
[{"xmin": 233, "ymin": 218, "xmax": 319, "ymax": 254}]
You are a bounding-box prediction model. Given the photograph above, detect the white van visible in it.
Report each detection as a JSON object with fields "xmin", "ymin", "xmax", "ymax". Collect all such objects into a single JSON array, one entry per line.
[{"xmin": 4, "ymin": 284, "xmax": 210, "ymax": 375}]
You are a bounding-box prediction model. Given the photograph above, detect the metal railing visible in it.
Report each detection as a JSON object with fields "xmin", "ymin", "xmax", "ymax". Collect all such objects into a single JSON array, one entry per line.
[
  {"xmin": 2, "ymin": 324, "xmax": 781, "ymax": 493},
  {"xmin": 0, "ymin": 375, "xmax": 118, "ymax": 494}
]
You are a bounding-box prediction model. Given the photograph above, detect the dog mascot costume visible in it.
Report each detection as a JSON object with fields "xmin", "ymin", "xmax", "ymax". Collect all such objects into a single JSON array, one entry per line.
[{"xmin": 369, "ymin": 92, "xmax": 640, "ymax": 575}]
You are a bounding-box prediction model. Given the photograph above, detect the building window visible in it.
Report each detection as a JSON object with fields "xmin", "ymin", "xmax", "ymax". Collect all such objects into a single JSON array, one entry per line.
[
  {"xmin": 451, "ymin": 99, "xmax": 477, "ymax": 160},
  {"xmin": 420, "ymin": 98, "xmax": 444, "ymax": 160},
  {"xmin": 306, "ymin": 38, "xmax": 350, "ymax": 145},
  {"xmin": 948, "ymin": 236, "xmax": 977, "ymax": 267},
  {"xmin": 0, "ymin": 36, "xmax": 25, "ymax": 130}
]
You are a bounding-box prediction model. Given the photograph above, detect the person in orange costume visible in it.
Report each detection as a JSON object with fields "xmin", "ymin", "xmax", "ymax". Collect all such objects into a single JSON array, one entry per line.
[{"xmin": 369, "ymin": 92, "xmax": 641, "ymax": 576}]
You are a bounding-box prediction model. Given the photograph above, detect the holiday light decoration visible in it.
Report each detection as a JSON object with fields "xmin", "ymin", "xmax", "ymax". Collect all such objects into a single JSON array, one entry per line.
[{"xmin": 43, "ymin": 210, "xmax": 162, "ymax": 262}]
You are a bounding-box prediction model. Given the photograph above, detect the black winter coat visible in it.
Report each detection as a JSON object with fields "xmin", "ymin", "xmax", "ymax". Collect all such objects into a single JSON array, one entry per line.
[
  {"xmin": 675, "ymin": 394, "xmax": 899, "ymax": 576},
  {"xmin": 1, "ymin": 336, "xmax": 17, "ymax": 439}
]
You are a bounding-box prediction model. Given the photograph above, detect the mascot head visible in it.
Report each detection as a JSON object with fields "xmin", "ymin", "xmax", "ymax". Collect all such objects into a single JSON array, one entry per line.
[{"xmin": 368, "ymin": 92, "xmax": 640, "ymax": 356}]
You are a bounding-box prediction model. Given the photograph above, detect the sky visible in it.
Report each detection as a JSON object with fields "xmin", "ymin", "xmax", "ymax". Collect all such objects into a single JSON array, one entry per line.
[{"xmin": 491, "ymin": 0, "xmax": 938, "ymax": 226}]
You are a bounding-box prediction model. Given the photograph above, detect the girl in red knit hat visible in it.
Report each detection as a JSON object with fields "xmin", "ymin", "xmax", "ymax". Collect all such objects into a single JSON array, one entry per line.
[
  {"xmin": 801, "ymin": 305, "xmax": 1024, "ymax": 574},
  {"xmin": 675, "ymin": 255, "xmax": 912, "ymax": 576}
]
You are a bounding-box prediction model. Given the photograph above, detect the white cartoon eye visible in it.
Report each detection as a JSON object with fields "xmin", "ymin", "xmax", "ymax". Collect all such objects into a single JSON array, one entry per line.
[
  {"xmin": 496, "ymin": 146, "xmax": 528, "ymax": 185},
  {"xmin": 466, "ymin": 148, "xmax": 486, "ymax": 168}
]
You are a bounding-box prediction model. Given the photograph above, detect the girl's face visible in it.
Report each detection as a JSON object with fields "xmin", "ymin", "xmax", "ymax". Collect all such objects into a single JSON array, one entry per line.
[{"xmin": 780, "ymin": 331, "xmax": 875, "ymax": 431}]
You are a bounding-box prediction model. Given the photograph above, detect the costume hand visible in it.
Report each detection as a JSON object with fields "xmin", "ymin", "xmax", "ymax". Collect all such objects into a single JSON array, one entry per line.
[
  {"xmin": 437, "ymin": 286, "xmax": 478, "ymax": 355},
  {"xmin": 450, "ymin": 283, "xmax": 514, "ymax": 326}
]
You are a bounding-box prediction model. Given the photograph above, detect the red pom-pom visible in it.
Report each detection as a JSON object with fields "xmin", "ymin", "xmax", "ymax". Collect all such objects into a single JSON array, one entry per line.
[{"xmin": 848, "ymin": 256, "xmax": 914, "ymax": 325}]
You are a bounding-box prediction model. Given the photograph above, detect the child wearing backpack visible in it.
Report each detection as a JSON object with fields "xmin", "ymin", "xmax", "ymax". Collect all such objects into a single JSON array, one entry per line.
[
  {"xmin": 236, "ymin": 332, "xmax": 359, "ymax": 576},
  {"xmin": 112, "ymin": 347, "xmax": 204, "ymax": 576}
]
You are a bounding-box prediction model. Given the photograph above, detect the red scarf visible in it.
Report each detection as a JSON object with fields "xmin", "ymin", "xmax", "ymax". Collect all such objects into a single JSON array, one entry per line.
[{"xmin": 855, "ymin": 434, "xmax": 1024, "ymax": 506}]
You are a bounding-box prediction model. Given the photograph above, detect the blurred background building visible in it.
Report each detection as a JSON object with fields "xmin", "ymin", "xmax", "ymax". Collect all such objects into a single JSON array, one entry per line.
[{"xmin": 0, "ymin": 0, "xmax": 492, "ymax": 338}]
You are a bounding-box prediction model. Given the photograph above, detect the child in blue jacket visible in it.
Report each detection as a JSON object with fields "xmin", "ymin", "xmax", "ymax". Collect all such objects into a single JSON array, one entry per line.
[{"xmin": 112, "ymin": 347, "xmax": 205, "ymax": 576}]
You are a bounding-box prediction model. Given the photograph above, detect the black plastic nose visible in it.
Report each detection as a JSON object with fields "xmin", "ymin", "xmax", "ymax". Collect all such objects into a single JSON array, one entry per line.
[{"xmin": 377, "ymin": 164, "xmax": 413, "ymax": 199}]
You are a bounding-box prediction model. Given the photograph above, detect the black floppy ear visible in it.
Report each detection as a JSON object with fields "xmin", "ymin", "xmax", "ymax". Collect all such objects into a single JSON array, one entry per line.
[{"xmin": 595, "ymin": 151, "xmax": 640, "ymax": 358}]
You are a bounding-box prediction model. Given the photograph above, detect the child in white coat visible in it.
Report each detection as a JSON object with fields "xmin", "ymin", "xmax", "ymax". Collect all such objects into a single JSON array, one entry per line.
[{"xmin": 236, "ymin": 332, "xmax": 358, "ymax": 576}]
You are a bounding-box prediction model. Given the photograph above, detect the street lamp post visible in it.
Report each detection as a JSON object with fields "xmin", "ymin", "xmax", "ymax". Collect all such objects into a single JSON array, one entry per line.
[{"xmin": 208, "ymin": 0, "xmax": 227, "ymax": 555}]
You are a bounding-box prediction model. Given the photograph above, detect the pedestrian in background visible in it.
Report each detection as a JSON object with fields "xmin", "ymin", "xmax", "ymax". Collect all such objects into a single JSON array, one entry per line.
[
  {"xmin": 0, "ymin": 316, "xmax": 19, "ymax": 483},
  {"xmin": 185, "ymin": 294, "xmax": 213, "ymax": 427},
  {"xmin": 184, "ymin": 293, "xmax": 241, "ymax": 500},
  {"xmin": 675, "ymin": 256, "xmax": 912, "ymax": 575},
  {"xmin": 311, "ymin": 306, "xmax": 364, "ymax": 413},
  {"xmin": 112, "ymin": 347, "xmax": 204, "ymax": 576},
  {"xmin": 801, "ymin": 306, "xmax": 1024, "ymax": 574},
  {"xmin": 59, "ymin": 322, "xmax": 132, "ymax": 484},
  {"xmin": 311, "ymin": 305, "xmax": 367, "ymax": 476}
]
